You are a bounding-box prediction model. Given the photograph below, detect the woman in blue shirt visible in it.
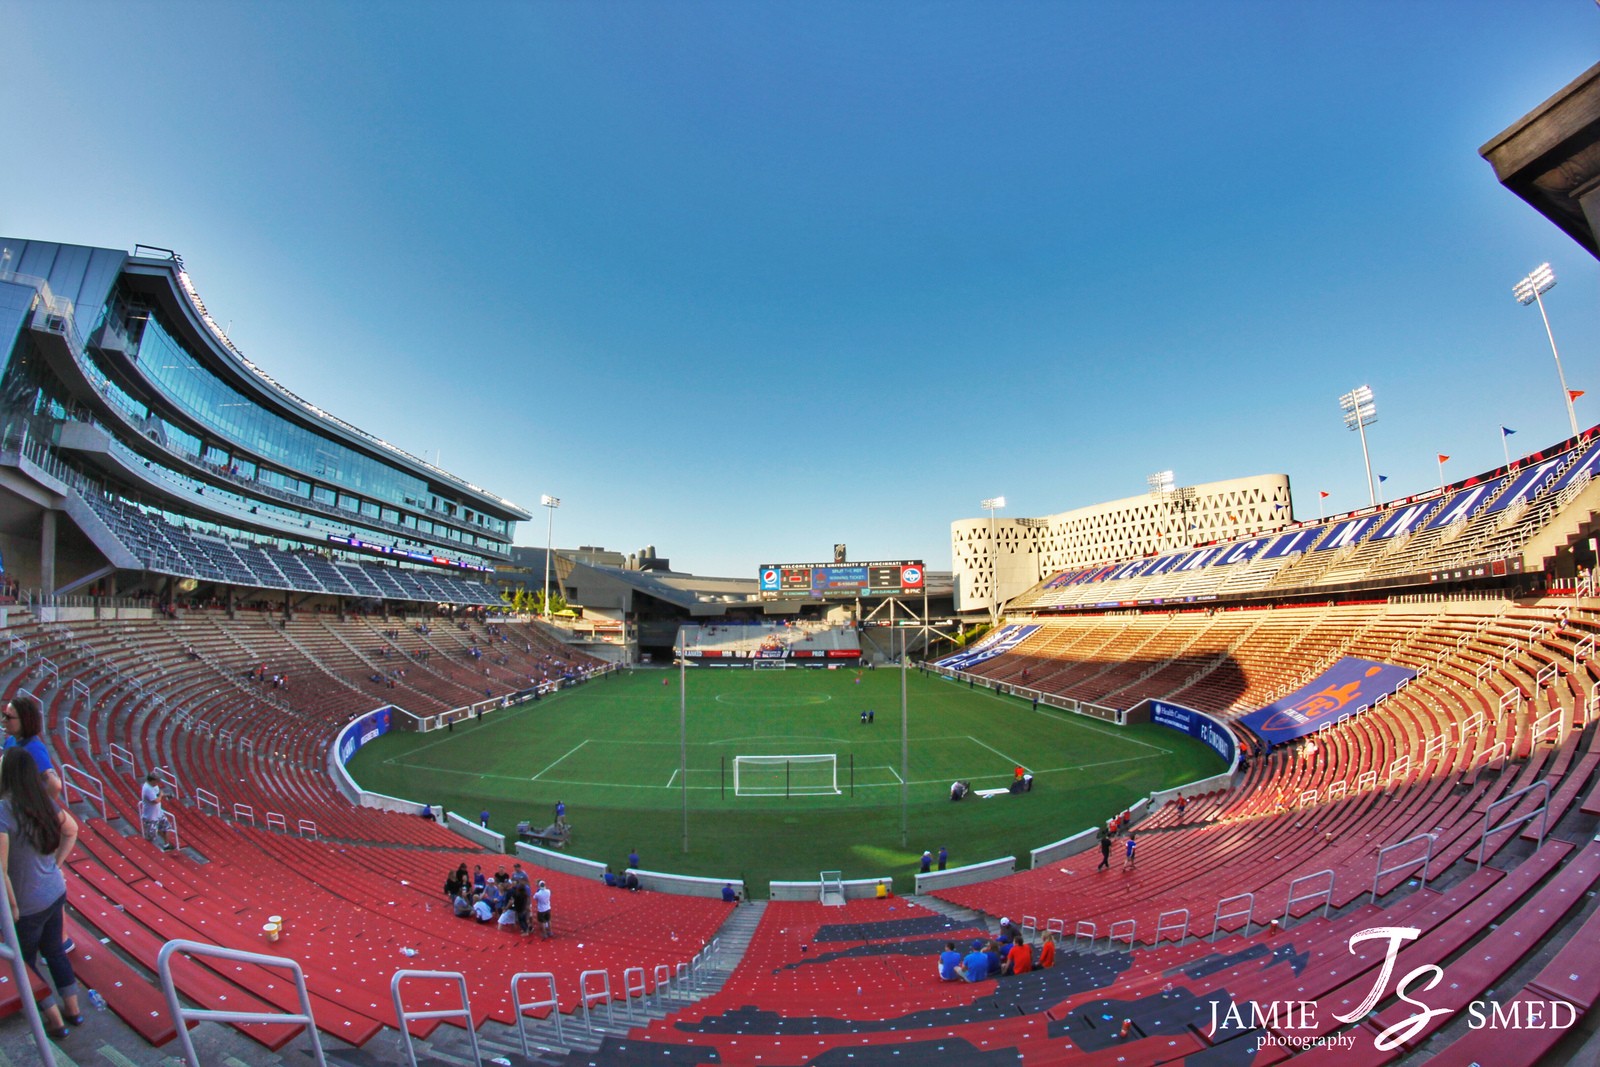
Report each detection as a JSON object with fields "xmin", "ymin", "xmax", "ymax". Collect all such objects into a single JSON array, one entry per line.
[
  {"xmin": 3, "ymin": 696, "xmax": 60, "ymax": 801},
  {"xmin": 0, "ymin": 747, "xmax": 80, "ymax": 1038}
]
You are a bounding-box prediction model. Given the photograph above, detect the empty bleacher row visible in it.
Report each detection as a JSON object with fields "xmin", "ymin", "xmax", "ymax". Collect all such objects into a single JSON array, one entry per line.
[
  {"xmin": 9, "ymin": 591, "xmax": 1600, "ymax": 1067},
  {"xmin": 1009, "ymin": 431, "xmax": 1600, "ymax": 614},
  {"xmin": 569, "ymin": 598, "xmax": 1600, "ymax": 1066},
  {"xmin": 12, "ymin": 596, "xmax": 1600, "ymax": 1065},
  {"xmin": 2, "ymin": 612, "xmax": 602, "ymax": 844},
  {"xmin": 79, "ymin": 486, "xmax": 502, "ymax": 605}
]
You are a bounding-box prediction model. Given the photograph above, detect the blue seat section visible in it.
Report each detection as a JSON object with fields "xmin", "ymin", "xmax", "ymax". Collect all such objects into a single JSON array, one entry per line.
[
  {"xmin": 1547, "ymin": 438, "xmax": 1600, "ymax": 495},
  {"xmin": 1366, "ymin": 498, "xmax": 1441, "ymax": 541},
  {"xmin": 1481, "ymin": 453, "xmax": 1569, "ymax": 515},
  {"xmin": 935, "ymin": 625, "xmax": 1041, "ymax": 671},
  {"xmin": 1419, "ymin": 475, "xmax": 1509, "ymax": 531},
  {"xmin": 1019, "ymin": 430, "xmax": 1600, "ymax": 611}
]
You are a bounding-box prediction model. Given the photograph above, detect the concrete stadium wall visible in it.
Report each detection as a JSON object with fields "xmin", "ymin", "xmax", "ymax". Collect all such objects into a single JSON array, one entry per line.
[
  {"xmin": 629, "ymin": 868, "xmax": 744, "ymax": 899},
  {"xmin": 915, "ymin": 856, "xmax": 1015, "ymax": 894},
  {"xmin": 515, "ymin": 842, "xmax": 607, "ymax": 880},
  {"xmin": 1031, "ymin": 827, "xmax": 1099, "ymax": 868},
  {"xmin": 446, "ymin": 813, "xmax": 504, "ymax": 853},
  {"xmin": 769, "ymin": 876, "xmax": 892, "ymax": 901}
]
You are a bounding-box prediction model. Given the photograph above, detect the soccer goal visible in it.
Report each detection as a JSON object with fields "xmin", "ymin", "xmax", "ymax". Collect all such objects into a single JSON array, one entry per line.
[
  {"xmin": 732, "ymin": 754, "xmax": 840, "ymax": 796},
  {"xmin": 752, "ymin": 659, "xmax": 790, "ymax": 671}
]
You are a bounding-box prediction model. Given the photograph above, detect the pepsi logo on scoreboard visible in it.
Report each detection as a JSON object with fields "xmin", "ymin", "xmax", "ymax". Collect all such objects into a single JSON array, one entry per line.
[
  {"xmin": 901, "ymin": 565, "xmax": 924, "ymax": 589},
  {"xmin": 759, "ymin": 568, "xmax": 781, "ymax": 592}
]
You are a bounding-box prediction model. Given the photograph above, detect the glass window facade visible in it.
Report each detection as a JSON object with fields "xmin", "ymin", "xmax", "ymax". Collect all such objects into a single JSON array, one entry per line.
[{"xmin": 107, "ymin": 295, "xmax": 514, "ymax": 550}]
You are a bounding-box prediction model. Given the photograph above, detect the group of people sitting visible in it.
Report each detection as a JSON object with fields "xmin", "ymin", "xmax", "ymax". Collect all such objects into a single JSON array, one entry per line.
[
  {"xmin": 602, "ymin": 865, "xmax": 642, "ymax": 891},
  {"xmin": 444, "ymin": 862, "xmax": 546, "ymax": 936},
  {"xmin": 938, "ymin": 925, "xmax": 1057, "ymax": 982}
]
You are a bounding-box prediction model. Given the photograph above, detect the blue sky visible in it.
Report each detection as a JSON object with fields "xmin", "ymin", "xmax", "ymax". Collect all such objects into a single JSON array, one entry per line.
[{"xmin": 6, "ymin": 2, "xmax": 1599, "ymax": 577}]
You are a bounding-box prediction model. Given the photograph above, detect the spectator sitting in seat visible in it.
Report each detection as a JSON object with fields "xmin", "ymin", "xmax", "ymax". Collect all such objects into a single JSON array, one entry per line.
[
  {"xmin": 471, "ymin": 892, "xmax": 495, "ymax": 922},
  {"xmin": 1038, "ymin": 930, "xmax": 1057, "ymax": 968},
  {"xmin": 604, "ymin": 866, "xmax": 618, "ymax": 887},
  {"xmin": 939, "ymin": 941, "xmax": 963, "ymax": 981},
  {"xmin": 961, "ymin": 939, "xmax": 989, "ymax": 982},
  {"xmin": 1005, "ymin": 935, "xmax": 1032, "ymax": 976},
  {"xmin": 623, "ymin": 870, "xmax": 641, "ymax": 892},
  {"xmin": 444, "ymin": 863, "xmax": 468, "ymax": 902},
  {"xmin": 983, "ymin": 939, "xmax": 1005, "ymax": 977},
  {"xmin": 452, "ymin": 889, "xmax": 473, "ymax": 918}
]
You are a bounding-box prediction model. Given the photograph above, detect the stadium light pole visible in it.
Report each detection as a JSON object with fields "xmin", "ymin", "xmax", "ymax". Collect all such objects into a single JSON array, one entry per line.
[
  {"xmin": 900, "ymin": 625, "xmax": 909, "ymax": 848},
  {"xmin": 1147, "ymin": 471, "xmax": 1198, "ymax": 548},
  {"xmin": 1513, "ymin": 263, "xmax": 1579, "ymax": 438},
  {"xmin": 1338, "ymin": 386, "xmax": 1378, "ymax": 507},
  {"xmin": 981, "ymin": 496, "xmax": 1005, "ymax": 626},
  {"xmin": 679, "ymin": 628, "xmax": 689, "ymax": 853},
  {"xmin": 540, "ymin": 495, "xmax": 561, "ymax": 619}
]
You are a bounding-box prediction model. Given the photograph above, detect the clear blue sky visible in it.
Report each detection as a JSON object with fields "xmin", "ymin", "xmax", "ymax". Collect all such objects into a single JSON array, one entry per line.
[{"xmin": 6, "ymin": 2, "xmax": 1599, "ymax": 577}]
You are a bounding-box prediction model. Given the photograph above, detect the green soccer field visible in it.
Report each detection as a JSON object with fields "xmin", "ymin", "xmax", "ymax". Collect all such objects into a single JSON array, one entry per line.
[{"xmin": 345, "ymin": 666, "xmax": 1223, "ymax": 894}]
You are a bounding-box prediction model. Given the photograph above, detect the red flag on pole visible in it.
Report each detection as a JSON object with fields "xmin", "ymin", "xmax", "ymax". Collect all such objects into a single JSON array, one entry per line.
[
  {"xmin": 1318, "ymin": 491, "xmax": 1330, "ymax": 498},
  {"xmin": 1437, "ymin": 454, "xmax": 1450, "ymax": 464},
  {"xmin": 1569, "ymin": 390, "xmax": 1586, "ymax": 402}
]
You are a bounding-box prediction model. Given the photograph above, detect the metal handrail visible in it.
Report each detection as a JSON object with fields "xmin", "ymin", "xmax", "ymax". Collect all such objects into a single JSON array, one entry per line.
[
  {"xmin": 390, "ymin": 968, "xmax": 481, "ymax": 1067},
  {"xmin": 511, "ymin": 971, "xmax": 562, "ymax": 1052},
  {"xmin": 157, "ymin": 939, "xmax": 327, "ymax": 1067},
  {"xmin": 1371, "ymin": 833, "xmax": 1435, "ymax": 903},
  {"xmin": 0, "ymin": 881, "xmax": 55, "ymax": 1066}
]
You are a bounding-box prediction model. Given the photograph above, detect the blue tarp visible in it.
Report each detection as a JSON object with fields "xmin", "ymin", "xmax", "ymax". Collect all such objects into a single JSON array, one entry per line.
[{"xmin": 1238, "ymin": 657, "xmax": 1415, "ymax": 747}]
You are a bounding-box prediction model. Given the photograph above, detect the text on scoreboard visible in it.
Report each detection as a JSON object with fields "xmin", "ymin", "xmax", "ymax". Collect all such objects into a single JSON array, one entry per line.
[{"xmin": 757, "ymin": 561, "xmax": 925, "ymax": 599}]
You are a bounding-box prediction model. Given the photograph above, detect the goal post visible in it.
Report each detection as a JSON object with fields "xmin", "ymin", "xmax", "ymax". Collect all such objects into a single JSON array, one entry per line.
[{"xmin": 732, "ymin": 754, "xmax": 840, "ymax": 797}]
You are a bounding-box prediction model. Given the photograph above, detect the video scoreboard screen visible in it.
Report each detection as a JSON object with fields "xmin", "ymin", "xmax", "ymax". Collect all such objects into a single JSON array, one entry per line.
[{"xmin": 757, "ymin": 560, "xmax": 925, "ymax": 599}]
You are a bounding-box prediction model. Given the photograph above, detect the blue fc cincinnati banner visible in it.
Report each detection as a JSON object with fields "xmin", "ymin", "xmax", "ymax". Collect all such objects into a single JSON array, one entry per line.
[
  {"xmin": 936, "ymin": 625, "xmax": 1040, "ymax": 672},
  {"xmin": 1239, "ymin": 657, "xmax": 1415, "ymax": 747}
]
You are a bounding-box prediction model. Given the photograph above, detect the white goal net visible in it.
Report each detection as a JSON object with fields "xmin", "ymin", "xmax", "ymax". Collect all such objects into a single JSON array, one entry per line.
[{"xmin": 733, "ymin": 754, "xmax": 840, "ymax": 796}]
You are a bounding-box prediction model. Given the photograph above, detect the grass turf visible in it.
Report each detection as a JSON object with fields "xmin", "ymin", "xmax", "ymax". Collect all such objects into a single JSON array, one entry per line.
[{"xmin": 346, "ymin": 666, "xmax": 1222, "ymax": 894}]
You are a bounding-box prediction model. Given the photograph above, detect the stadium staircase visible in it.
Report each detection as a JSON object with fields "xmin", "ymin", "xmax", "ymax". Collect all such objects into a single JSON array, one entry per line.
[{"xmin": 915, "ymin": 893, "xmax": 999, "ymax": 935}]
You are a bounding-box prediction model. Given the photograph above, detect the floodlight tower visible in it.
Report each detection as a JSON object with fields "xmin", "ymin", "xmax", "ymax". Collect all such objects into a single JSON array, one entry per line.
[
  {"xmin": 981, "ymin": 496, "xmax": 1005, "ymax": 625},
  {"xmin": 1147, "ymin": 470, "xmax": 1198, "ymax": 547},
  {"xmin": 1513, "ymin": 263, "xmax": 1579, "ymax": 438},
  {"xmin": 540, "ymin": 495, "xmax": 561, "ymax": 619},
  {"xmin": 1339, "ymin": 386, "xmax": 1378, "ymax": 507}
]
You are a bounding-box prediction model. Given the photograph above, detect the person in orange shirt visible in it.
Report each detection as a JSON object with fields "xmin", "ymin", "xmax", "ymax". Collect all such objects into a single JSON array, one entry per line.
[
  {"xmin": 1004, "ymin": 935, "xmax": 1032, "ymax": 976},
  {"xmin": 1037, "ymin": 930, "xmax": 1057, "ymax": 969}
]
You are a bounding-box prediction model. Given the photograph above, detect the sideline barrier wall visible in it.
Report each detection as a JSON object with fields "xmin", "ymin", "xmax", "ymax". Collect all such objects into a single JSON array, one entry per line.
[
  {"xmin": 628, "ymin": 868, "xmax": 745, "ymax": 899},
  {"xmin": 447, "ymin": 813, "xmax": 505, "ymax": 852},
  {"xmin": 915, "ymin": 856, "xmax": 1015, "ymax": 894},
  {"xmin": 769, "ymin": 876, "xmax": 890, "ymax": 901},
  {"xmin": 515, "ymin": 842, "xmax": 607, "ymax": 880},
  {"xmin": 922, "ymin": 664, "xmax": 1122, "ymax": 723},
  {"xmin": 1031, "ymin": 826, "xmax": 1099, "ymax": 868}
]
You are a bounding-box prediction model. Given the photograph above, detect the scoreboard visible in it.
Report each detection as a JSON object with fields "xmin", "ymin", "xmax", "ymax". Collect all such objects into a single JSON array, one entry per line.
[{"xmin": 757, "ymin": 560, "xmax": 925, "ymax": 599}]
